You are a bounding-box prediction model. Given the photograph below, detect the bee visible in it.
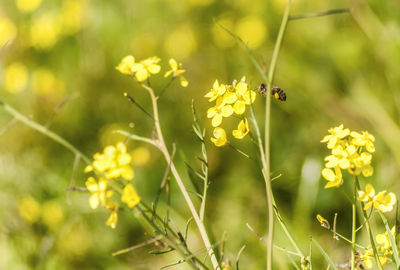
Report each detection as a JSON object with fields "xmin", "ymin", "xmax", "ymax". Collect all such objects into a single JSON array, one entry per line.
[{"xmin": 258, "ymin": 83, "xmax": 287, "ymax": 101}]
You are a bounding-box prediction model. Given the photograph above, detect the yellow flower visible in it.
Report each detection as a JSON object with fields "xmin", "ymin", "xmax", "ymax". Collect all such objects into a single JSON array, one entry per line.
[
  {"xmin": 16, "ymin": 0, "xmax": 43, "ymax": 13},
  {"xmin": 204, "ymin": 80, "xmax": 227, "ymax": 102},
  {"xmin": 116, "ymin": 55, "xmax": 135, "ymax": 75},
  {"xmin": 85, "ymin": 177, "xmax": 112, "ymax": 209},
  {"xmin": 231, "ymin": 79, "xmax": 256, "ymax": 115},
  {"xmin": 360, "ymin": 247, "xmax": 374, "ymax": 269},
  {"xmin": 0, "ymin": 17, "xmax": 17, "ymax": 46},
  {"xmin": 324, "ymin": 146, "xmax": 350, "ymax": 169},
  {"xmin": 121, "ymin": 184, "xmax": 141, "ymax": 208},
  {"xmin": 41, "ymin": 201, "xmax": 64, "ymax": 230},
  {"xmin": 4, "ymin": 62, "xmax": 28, "ymax": 93},
  {"xmin": 358, "ymin": 183, "xmax": 375, "ymax": 210},
  {"xmin": 321, "ymin": 124, "xmax": 350, "ymax": 149},
  {"xmin": 232, "ymin": 118, "xmax": 250, "ymax": 139},
  {"xmin": 316, "ymin": 214, "xmax": 330, "ymax": 229},
  {"xmin": 105, "ymin": 200, "xmax": 119, "ymax": 229},
  {"xmin": 30, "ymin": 11, "xmax": 61, "ymax": 50},
  {"xmin": 18, "ymin": 196, "xmax": 41, "ymax": 223},
  {"xmin": 211, "ymin": 127, "xmax": 227, "ymax": 147},
  {"xmin": 164, "ymin": 58, "xmax": 188, "ymax": 87},
  {"xmin": 116, "ymin": 55, "xmax": 161, "ymax": 81},
  {"xmin": 351, "ymin": 131, "xmax": 375, "ymax": 153},
  {"xmin": 374, "ymin": 191, "xmax": 396, "ymax": 212},
  {"xmin": 207, "ymin": 96, "xmax": 234, "ymax": 127},
  {"xmin": 322, "ymin": 167, "xmax": 343, "ymax": 188},
  {"xmin": 32, "ymin": 68, "xmax": 64, "ymax": 95},
  {"xmin": 85, "ymin": 142, "xmax": 134, "ymax": 181}
]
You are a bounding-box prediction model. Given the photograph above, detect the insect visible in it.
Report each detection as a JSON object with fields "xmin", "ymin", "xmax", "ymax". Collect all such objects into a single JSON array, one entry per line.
[{"xmin": 258, "ymin": 83, "xmax": 287, "ymax": 101}]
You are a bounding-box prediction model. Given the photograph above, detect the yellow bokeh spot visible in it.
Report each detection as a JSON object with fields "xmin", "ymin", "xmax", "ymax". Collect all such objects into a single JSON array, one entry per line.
[
  {"xmin": 30, "ymin": 11, "xmax": 61, "ymax": 50},
  {"xmin": 187, "ymin": 0, "xmax": 215, "ymax": 6},
  {"xmin": 235, "ymin": 16, "xmax": 267, "ymax": 49},
  {"xmin": 58, "ymin": 223, "xmax": 89, "ymax": 258},
  {"xmin": 4, "ymin": 62, "xmax": 28, "ymax": 93},
  {"xmin": 41, "ymin": 201, "xmax": 65, "ymax": 230},
  {"xmin": 32, "ymin": 68, "xmax": 64, "ymax": 95},
  {"xmin": 212, "ymin": 15, "xmax": 235, "ymax": 49},
  {"xmin": 18, "ymin": 196, "xmax": 41, "ymax": 223},
  {"xmin": 164, "ymin": 25, "xmax": 197, "ymax": 59},
  {"xmin": 16, "ymin": 0, "xmax": 43, "ymax": 13},
  {"xmin": 60, "ymin": 0, "xmax": 86, "ymax": 35},
  {"xmin": 99, "ymin": 123, "xmax": 127, "ymax": 147},
  {"xmin": 131, "ymin": 146, "xmax": 151, "ymax": 166},
  {"xmin": 0, "ymin": 17, "xmax": 17, "ymax": 46}
]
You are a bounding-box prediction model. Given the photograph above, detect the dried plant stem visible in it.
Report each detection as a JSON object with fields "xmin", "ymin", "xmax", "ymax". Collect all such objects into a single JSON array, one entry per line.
[
  {"xmin": 263, "ymin": 1, "xmax": 291, "ymax": 269},
  {"xmin": 140, "ymin": 83, "xmax": 220, "ymax": 270}
]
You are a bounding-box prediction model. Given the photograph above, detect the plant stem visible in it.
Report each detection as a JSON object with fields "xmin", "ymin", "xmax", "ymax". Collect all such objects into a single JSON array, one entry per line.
[
  {"xmin": 263, "ymin": 1, "xmax": 291, "ymax": 269},
  {"xmin": 140, "ymin": 83, "xmax": 220, "ymax": 269},
  {"xmin": 351, "ymin": 175, "xmax": 357, "ymax": 270}
]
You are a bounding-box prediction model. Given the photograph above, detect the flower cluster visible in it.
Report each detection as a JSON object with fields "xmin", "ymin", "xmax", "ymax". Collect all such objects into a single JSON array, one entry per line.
[
  {"xmin": 361, "ymin": 227, "xmax": 396, "ymax": 268},
  {"xmin": 358, "ymin": 184, "xmax": 396, "ymax": 213},
  {"xmin": 205, "ymin": 77, "xmax": 255, "ymax": 147},
  {"xmin": 116, "ymin": 56, "xmax": 188, "ymax": 87},
  {"xmin": 84, "ymin": 142, "xmax": 141, "ymax": 229},
  {"xmin": 321, "ymin": 125, "xmax": 375, "ymax": 188}
]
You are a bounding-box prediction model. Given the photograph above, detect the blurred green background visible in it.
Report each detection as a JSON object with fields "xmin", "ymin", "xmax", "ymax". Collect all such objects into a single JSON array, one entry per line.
[{"xmin": 1, "ymin": 0, "xmax": 400, "ymax": 269}]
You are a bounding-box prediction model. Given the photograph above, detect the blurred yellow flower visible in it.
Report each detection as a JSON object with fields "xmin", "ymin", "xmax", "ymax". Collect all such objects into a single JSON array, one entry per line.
[
  {"xmin": 121, "ymin": 184, "xmax": 141, "ymax": 208},
  {"xmin": 32, "ymin": 68, "xmax": 64, "ymax": 95},
  {"xmin": 165, "ymin": 25, "xmax": 197, "ymax": 59},
  {"xmin": 16, "ymin": 0, "xmax": 43, "ymax": 13},
  {"xmin": 164, "ymin": 58, "xmax": 188, "ymax": 87},
  {"xmin": 116, "ymin": 55, "xmax": 161, "ymax": 82},
  {"xmin": 316, "ymin": 214, "xmax": 330, "ymax": 229},
  {"xmin": 211, "ymin": 127, "xmax": 227, "ymax": 147},
  {"xmin": 85, "ymin": 142, "xmax": 134, "ymax": 181},
  {"xmin": 30, "ymin": 11, "xmax": 61, "ymax": 50},
  {"xmin": 18, "ymin": 196, "xmax": 40, "ymax": 223},
  {"xmin": 60, "ymin": 0, "xmax": 86, "ymax": 34},
  {"xmin": 358, "ymin": 183, "xmax": 375, "ymax": 210},
  {"xmin": 235, "ymin": 16, "xmax": 267, "ymax": 49},
  {"xmin": 41, "ymin": 201, "xmax": 64, "ymax": 230},
  {"xmin": 212, "ymin": 16, "xmax": 235, "ymax": 49},
  {"xmin": 85, "ymin": 177, "xmax": 112, "ymax": 209},
  {"xmin": 351, "ymin": 131, "xmax": 375, "ymax": 153},
  {"xmin": 0, "ymin": 17, "xmax": 17, "ymax": 46},
  {"xmin": 360, "ymin": 247, "xmax": 374, "ymax": 269},
  {"xmin": 187, "ymin": 0, "xmax": 215, "ymax": 6},
  {"xmin": 105, "ymin": 200, "xmax": 119, "ymax": 229},
  {"xmin": 374, "ymin": 190, "xmax": 396, "ymax": 212},
  {"xmin": 207, "ymin": 96, "xmax": 234, "ymax": 127},
  {"xmin": 131, "ymin": 146, "xmax": 151, "ymax": 166},
  {"xmin": 232, "ymin": 118, "xmax": 249, "ymax": 139},
  {"xmin": 4, "ymin": 62, "xmax": 28, "ymax": 93}
]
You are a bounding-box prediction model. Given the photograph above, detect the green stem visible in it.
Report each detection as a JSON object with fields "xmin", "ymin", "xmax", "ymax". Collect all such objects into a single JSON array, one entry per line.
[
  {"xmin": 355, "ymin": 176, "xmax": 384, "ymax": 270},
  {"xmin": 351, "ymin": 175, "xmax": 357, "ymax": 270}
]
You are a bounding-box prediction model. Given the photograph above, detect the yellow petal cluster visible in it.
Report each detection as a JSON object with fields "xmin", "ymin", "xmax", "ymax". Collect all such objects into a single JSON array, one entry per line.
[
  {"xmin": 361, "ymin": 227, "xmax": 396, "ymax": 268},
  {"xmin": 358, "ymin": 184, "xmax": 396, "ymax": 212},
  {"xmin": 164, "ymin": 58, "xmax": 188, "ymax": 87},
  {"xmin": 321, "ymin": 125, "xmax": 375, "ymax": 188},
  {"xmin": 205, "ymin": 77, "xmax": 256, "ymax": 147},
  {"xmin": 116, "ymin": 55, "xmax": 161, "ymax": 81},
  {"xmin": 121, "ymin": 184, "xmax": 141, "ymax": 208},
  {"xmin": 85, "ymin": 142, "xmax": 134, "ymax": 181}
]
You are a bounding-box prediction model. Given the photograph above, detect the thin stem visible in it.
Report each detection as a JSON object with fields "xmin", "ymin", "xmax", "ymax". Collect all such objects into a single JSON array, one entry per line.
[
  {"xmin": 289, "ymin": 8, "xmax": 349, "ymax": 21},
  {"xmin": 139, "ymin": 83, "xmax": 220, "ymax": 269},
  {"xmin": 351, "ymin": 175, "xmax": 356, "ymax": 270},
  {"xmin": 263, "ymin": 1, "xmax": 292, "ymax": 269},
  {"xmin": 0, "ymin": 102, "xmax": 91, "ymax": 164}
]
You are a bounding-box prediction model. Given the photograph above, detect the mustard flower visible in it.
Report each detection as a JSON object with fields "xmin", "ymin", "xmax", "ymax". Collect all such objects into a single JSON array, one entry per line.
[
  {"xmin": 321, "ymin": 167, "xmax": 343, "ymax": 188},
  {"xmin": 85, "ymin": 177, "xmax": 113, "ymax": 209},
  {"xmin": 204, "ymin": 80, "xmax": 227, "ymax": 102},
  {"xmin": 105, "ymin": 200, "xmax": 119, "ymax": 229},
  {"xmin": 85, "ymin": 142, "xmax": 134, "ymax": 181},
  {"xmin": 358, "ymin": 183, "xmax": 376, "ymax": 210},
  {"xmin": 211, "ymin": 127, "xmax": 227, "ymax": 147},
  {"xmin": 207, "ymin": 96, "xmax": 234, "ymax": 127},
  {"xmin": 164, "ymin": 58, "xmax": 188, "ymax": 87},
  {"xmin": 231, "ymin": 79, "xmax": 256, "ymax": 115},
  {"xmin": 320, "ymin": 124, "xmax": 350, "ymax": 149},
  {"xmin": 358, "ymin": 184, "xmax": 396, "ymax": 212},
  {"xmin": 324, "ymin": 145, "xmax": 350, "ymax": 169},
  {"xmin": 232, "ymin": 118, "xmax": 250, "ymax": 139},
  {"xmin": 116, "ymin": 55, "xmax": 161, "ymax": 81},
  {"xmin": 121, "ymin": 184, "xmax": 141, "ymax": 208},
  {"xmin": 351, "ymin": 131, "xmax": 375, "ymax": 153},
  {"xmin": 360, "ymin": 247, "xmax": 374, "ymax": 269},
  {"xmin": 316, "ymin": 214, "xmax": 330, "ymax": 229}
]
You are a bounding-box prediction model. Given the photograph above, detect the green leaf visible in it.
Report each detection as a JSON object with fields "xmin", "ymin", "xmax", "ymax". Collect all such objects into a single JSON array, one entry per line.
[{"xmin": 311, "ymin": 238, "xmax": 338, "ymax": 270}]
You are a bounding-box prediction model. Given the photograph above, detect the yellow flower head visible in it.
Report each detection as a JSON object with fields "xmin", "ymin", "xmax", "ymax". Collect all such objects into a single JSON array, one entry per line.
[
  {"xmin": 232, "ymin": 118, "xmax": 250, "ymax": 139},
  {"xmin": 374, "ymin": 191, "xmax": 396, "ymax": 212},
  {"xmin": 207, "ymin": 96, "xmax": 234, "ymax": 127},
  {"xmin": 211, "ymin": 127, "xmax": 227, "ymax": 147},
  {"xmin": 121, "ymin": 184, "xmax": 141, "ymax": 208},
  {"xmin": 316, "ymin": 214, "xmax": 330, "ymax": 229},
  {"xmin": 18, "ymin": 196, "xmax": 41, "ymax": 223},
  {"xmin": 231, "ymin": 78, "xmax": 256, "ymax": 115},
  {"xmin": 360, "ymin": 247, "xmax": 374, "ymax": 269},
  {"xmin": 358, "ymin": 183, "xmax": 376, "ymax": 210},
  {"xmin": 85, "ymin": 142, "xmax": 134, "ymax": 181},
  {"xmin": 105, "ymin": 200, "xmax": 119, "ymax": 229},
  {"xmin": 321, "ymin": 167, "xmax": 343, "ymax": 188},
  {"xmin": 0, "ymin": 17, "xmax": 17, "ymax": 46},
  {"xmin": 164, "ymin": 58, "xmax": 188, "ymax": 87},
  {"xmin": 85, "ymin": 177, "xmax": 113, "ymax": 209},
  {"xmin": 16, "ymin": 0, "xmax": 43, "ymax": 13},
  {"xmin": 321, "ymin": 124, "xmax": 350, "ymax": 149},
  {"xmin": 204, "ymin": 80, "xmax": 227, "ymax": 102},
  {"xmin": 30, "ymin": 11, "xmax": 61, "ymax": 50},
  {"xmin": 351, "ymin": 131, "xmax": 375, "ymax": 153},
  {"xmin": 116, "ymin": 55, "xmax": 161, "ymax": 81},
  {"xmin": 4, "ymin": 62, "xmax": 28, "ymax": 93}
]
